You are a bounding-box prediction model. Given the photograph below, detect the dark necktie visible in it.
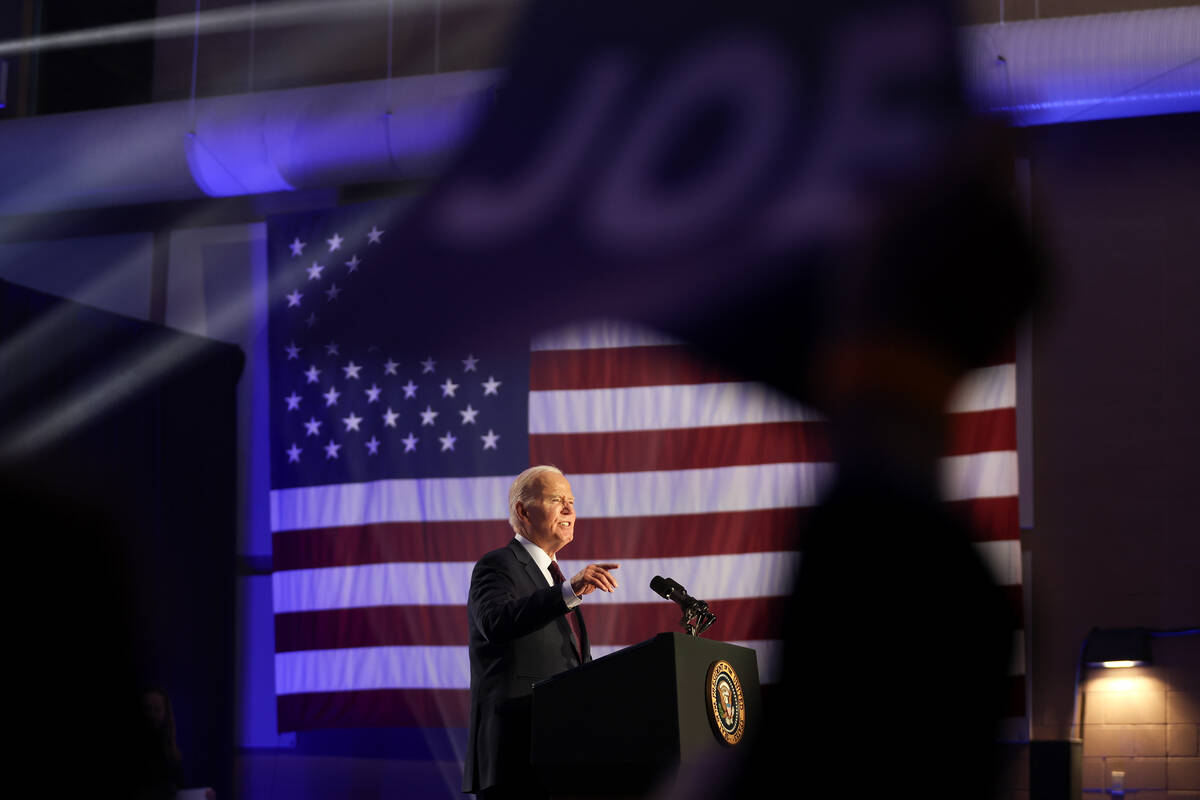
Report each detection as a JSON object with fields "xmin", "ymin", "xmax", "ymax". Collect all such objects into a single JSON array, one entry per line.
[{"xmin": 547, "ymin": 560, "xmax": 583, "ymax": 661}]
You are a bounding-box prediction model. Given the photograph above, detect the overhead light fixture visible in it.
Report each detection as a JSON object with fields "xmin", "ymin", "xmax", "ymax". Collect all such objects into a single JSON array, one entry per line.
[{"xmin": 1082, "ymin": 628, "xmax": 1151, "ymax": 669}]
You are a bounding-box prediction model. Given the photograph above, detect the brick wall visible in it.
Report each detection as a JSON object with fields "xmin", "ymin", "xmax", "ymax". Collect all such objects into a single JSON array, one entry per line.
[{"xmin": 1080, "ymin": 634, "xmax": 1200, "ymax": 799}]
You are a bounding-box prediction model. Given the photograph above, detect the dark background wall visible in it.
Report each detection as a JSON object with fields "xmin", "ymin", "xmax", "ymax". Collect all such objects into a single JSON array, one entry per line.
[
  {"xmin": 1027, "ymin": 110, "xmax": 1199, "ymax": 734},
  {"xmin": 999, "ymin": 111, "xmax": 1200, "ymax": 798},
  {"xmin": 0, "ymin": 280, "xmax": 245, "ymax": 798}
]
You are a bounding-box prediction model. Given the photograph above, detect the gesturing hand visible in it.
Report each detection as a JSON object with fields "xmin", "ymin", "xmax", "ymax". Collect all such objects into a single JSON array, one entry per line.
[{"xmin": 570, "ymin": 563, "xmax": 620, "ymax": 596}]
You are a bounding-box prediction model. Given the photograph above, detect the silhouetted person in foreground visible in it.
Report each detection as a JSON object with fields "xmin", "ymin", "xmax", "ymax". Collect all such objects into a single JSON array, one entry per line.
[
  {"xmin": 3, "ymin": 475, "xmax": 152, "ymax": 798},
  {"xmin": 139, "ymin": 687, "xmax": 185, "ymax": 799}
]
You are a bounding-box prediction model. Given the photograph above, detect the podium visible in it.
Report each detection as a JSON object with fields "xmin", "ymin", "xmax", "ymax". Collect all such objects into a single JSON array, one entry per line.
[{"xmin": 531, "ymin": 633, "xmax": 761, "ymax": 798}]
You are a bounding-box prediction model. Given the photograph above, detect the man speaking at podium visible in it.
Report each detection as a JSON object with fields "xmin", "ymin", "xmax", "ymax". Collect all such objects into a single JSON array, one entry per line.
[{"xmin": 463, "ymin": 465, "xmax": 621, "ymax": 800}]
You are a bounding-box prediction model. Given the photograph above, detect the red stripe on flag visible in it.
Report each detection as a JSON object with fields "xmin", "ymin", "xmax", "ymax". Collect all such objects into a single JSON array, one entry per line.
[
  {"xmin": 531, "ymin": 344, "xmax": 1015, "ymax": 390},
  {"xmin": 530, "ymin": 411, "xmax": 1011, "ymax": 472},
  {"xmin": 273, "ymin": 521, "xmax": 511, "ymax": 571},
  {"xmin": 946, "ymin": 408, "xmax": 1017, "ymax": 455},
  {"xmin": 947, "ymin": 496, "xmax": 1020, "ymax": 542},
  {"xmin": 277, "ymin": 688, "xmax": 471, "ymax": 731},
  {"xmin": 275, "ymin": 585, "xmax": 1021, "ymax": 653},
  {"xmin": 276, "ymin": 605, "xmax": 464, "ymax": 652},
  {"xmin": 532, "ymin": 422, "xmax": 832, "ymax": 473},
  {"xmin": 272, "ymin": 508, "xmax": 807, "ymax": 571},
  {"xmin": 530, "ymin": 345, "xmax": 735, "ymax": 390},
  {"xmin": 273, "ymin": 597, "xmax": 790, "ymax": 652},
  {"xmin": 572, "ymin": 509, "xmax": 803, "ymax": 557}
]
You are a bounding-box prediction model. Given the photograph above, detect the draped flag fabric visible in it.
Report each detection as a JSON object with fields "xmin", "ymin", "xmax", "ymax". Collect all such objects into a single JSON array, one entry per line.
[{"xmin": 266, "ymin": 201, "xmax": 1027, "ymax": 739}]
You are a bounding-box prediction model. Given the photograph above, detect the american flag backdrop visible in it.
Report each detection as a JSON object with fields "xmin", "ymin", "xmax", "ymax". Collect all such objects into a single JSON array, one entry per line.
[{"xmin": 266, "ymin": 201, "xmax": 1027, "ymax": 738}]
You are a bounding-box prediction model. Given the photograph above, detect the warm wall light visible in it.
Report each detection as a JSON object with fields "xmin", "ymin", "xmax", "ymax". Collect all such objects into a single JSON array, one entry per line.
[{"xmin": 1082, "ymin": 628, "xmax": 1151, "ymax": 669}]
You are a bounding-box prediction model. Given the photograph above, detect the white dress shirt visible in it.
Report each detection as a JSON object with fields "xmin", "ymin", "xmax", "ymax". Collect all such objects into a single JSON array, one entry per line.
[{"xmin": 515, "ymin": 533, "xmax": 582, "ymax": 609}]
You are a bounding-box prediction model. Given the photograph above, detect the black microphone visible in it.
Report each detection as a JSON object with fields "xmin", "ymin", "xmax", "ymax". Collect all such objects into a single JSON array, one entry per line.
[
  {"xmin": 650, "ymin": 576, "xmax": 717, "ymax": 636},
  {"xmin": 650, "ymin": 575, "xmax": 699, "ymax": 608}
]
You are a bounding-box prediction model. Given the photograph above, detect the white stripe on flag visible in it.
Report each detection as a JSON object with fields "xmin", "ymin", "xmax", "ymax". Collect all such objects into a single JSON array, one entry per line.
[
  {"xmin": 276, "ymin": 639, "xmax": 784, "ymax": 694},
  {"xmin": 270, "ymin": 475, "xmax": 510, "ymax": 532},
  {"xmin": 273, "ymin": 561, "xmax": 471, "ymax": 612},
  {"xmin": 270, "ymin": 463, "xmax": 839, "ymax": 532},
  {"xmin": 270, "ymin": 541, "xmax": 1017, "ymax": 615},
  {"xmin": 946, "ymin": 364, "xmax": 1016, "ymax": 413},
  {"xmin": 559, "ymin": 552, "xmax": 800, "ymax": 605},
  {"xmin": 275, "ymin": 645, "xmax": 471, "ymax": 694},
  {"xmin": 531, "ymin": 320, "xmax": 682, "ymax": 351},
  {"xmin": 270, "ymin": 452, "xmax": 1011, "ymax": 534},
  {"xmin": 272, "ymin": 552, "xmax": 802, "ymax": 614},
  {"xmin": 727, "ymin": 639, "xmax": 781, "ymax": 684},
  {"xmin": 977, "ymin": 539, "xmax": 1023, "ymax": 587},
  {"xmin": 530, "ymin": 382, "xmax": 819, "ymax": 433},
  {"xmin": 939, "ymin": 450, "xmax": 1019, "ymax": 501}
]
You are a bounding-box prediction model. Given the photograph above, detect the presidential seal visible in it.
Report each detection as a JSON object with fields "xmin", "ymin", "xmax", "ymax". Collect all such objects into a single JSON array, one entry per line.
[{"xmin": 705, "ymin": 659, "xmax": 746, "ymax": 745}]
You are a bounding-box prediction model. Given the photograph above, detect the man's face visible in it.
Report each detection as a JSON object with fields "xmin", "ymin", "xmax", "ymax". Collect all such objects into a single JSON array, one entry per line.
[{"xmin": 519, "ymin": 473, "xmax": 575, "ymax": 557}]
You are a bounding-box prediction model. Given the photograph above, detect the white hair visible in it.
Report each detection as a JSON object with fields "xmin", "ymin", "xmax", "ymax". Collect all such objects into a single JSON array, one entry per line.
[{"xmin": 508, "ymin": 465, "xmax": 564, "ymax": 534}]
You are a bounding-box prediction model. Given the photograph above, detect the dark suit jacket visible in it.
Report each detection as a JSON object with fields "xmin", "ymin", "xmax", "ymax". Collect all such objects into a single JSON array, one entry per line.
[{"xmin": 462, "ymin": 538, "xmax": 590, "ymax": 794}]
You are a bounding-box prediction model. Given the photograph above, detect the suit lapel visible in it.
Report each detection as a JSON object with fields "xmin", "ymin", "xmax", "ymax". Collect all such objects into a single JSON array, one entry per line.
[
  {"xmin": 509, "ymin": 538, "xmax": 589, "ymax": 664},
  {"xmin": 508, "ymin": 538, "xmax": 548, "ymax": 594}
]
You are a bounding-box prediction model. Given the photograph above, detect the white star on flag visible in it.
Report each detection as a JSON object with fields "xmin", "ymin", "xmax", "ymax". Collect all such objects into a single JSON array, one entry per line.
[
  {"xmin": 289, "ymin": 237, "xmax": 306, "ymax": 257},
  {"xmin": 440, "ymin": 378, "xmax": 459, "ymax": 398},
  {"xmin": 342, "ymin": 412, "xmax": 363, "ymax": 432},
  {"xmin": 439, "ymin": 431, "xmax": 457, "ymax": 452},
  {"xmin": 284, "ymin": 392, "xmax": 302, "ymax": 411},
  {"xmin": 401, "ymin": 432, "xmax": 418, "ymax": 452},
  {"xmin": 481, "ymin": 429, "xmax": 500, "ymax": 450},
  {"xmin": 367, "ymin": 226, "xmax": 384, "ymax": 244},
  {"xmin": 325, "ymin": 342, "xmax": 340, "ymax": 356},
  {"xmin": 365, "ymin": 384, "xmax": 382, "ymax": 403},
  {"xmin": 401, "ymin": 380, "xmax": 418, "ymax": 398},
  {"xmin": 325, "ymin": 283, "xmax": 342, "ymax": 301},
  {"xmin": 304, "ymin": 365, "xmax": 321, "ymax": 384},
  {"xmin": 459, "ymin": 404, "xmax": 479, "ymax": 424},
  {"xmin": 421, "ymin": 357, "xmax": 436, "ymax": 374},
  {"xmin": 303, "ymin": 417, "xmax": 322, "ymax": 436},
  {"xmin": 286, "ymin": 290, "xmax": 302, "ymax": 308},
  {"xmin": 305, "ymin": 313, "xmax": 317, "ymax": 327},
  {"xmin": 342, "ymin": 361, "xmax": 362, "ymax": 380},
  {"xmin": 324, "ymin": 440, "xmax": 341, "ymax": 459},
  {"xmin": 307, "ymin": 262, "xmax": 325, "ymax": 280},
  {"xmin": 285, "ymin": 341, "xmax": 301, "ymax": 359},
  {"xmin": 327, "ymin": 233, "xmax": 343, "ymax": 252},
  {"xmin": 365, "ymin": 436, "xmax": 380, "ymax": 455},
  {"xmin": 323, "ymin": 386, "xmax": 341, "ymax": 406},
  {"xmin": 462, "ymin": 354, "xmax": 479, "ymax": 372},
  {"xmin": 383, "ymin": 358, "xmax": 399, "ymax": 375},
  {"xmin": 345, "ymin": 254, "xmax": 361, "ymax": 273},
  {"xmin": 382, "ymin": 407, "xmax": 400, "ymax": 427},
  {"xmin": 482, "ymin": 376, "xmax": 502, "ymax": 395},
  {"xmin": 286, "ymin": 443, "xmax": 302, "ymax": 462},
  {"xmin": 419, "ymin": 405, "xmax": 438, "ymax": 426}
]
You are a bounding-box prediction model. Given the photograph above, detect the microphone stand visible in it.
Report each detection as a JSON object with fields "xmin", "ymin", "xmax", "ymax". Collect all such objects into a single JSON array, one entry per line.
[{"xmin": 680, "ymin": 599, "xmax": 717, "ymax": 636}]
